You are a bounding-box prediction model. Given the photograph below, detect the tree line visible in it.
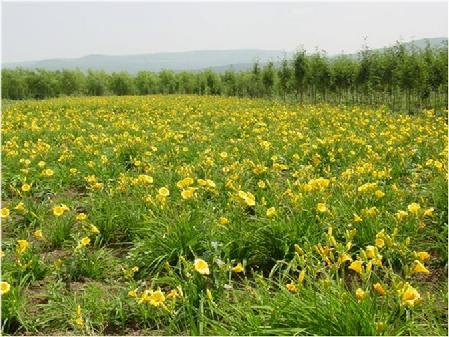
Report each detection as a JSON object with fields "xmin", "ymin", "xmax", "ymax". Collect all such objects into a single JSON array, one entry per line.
[{"xmin": 2, "ymin": 41, "xmax": 447, "ymax": 113}]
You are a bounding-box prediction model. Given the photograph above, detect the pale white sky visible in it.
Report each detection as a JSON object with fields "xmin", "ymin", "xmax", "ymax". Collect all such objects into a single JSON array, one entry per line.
[{"xmin": 2, "ymin": 1, "xmax": 448, "ymax": 63}]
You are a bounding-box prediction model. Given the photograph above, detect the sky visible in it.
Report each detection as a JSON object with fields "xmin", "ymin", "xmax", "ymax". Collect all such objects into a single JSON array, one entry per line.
[{"xmin": 2, "ymin": 1, "xmax": 448, "ymax": 63}]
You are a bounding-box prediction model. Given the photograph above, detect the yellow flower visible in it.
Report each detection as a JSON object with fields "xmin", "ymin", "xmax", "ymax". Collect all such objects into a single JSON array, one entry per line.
[
  {"xmin": 176, "ymin": 177, "xmax": 194, "ymax": 189},
  {"xmin": 232, "ymin": 263, "xmax": 244, "ymax": 273},
  {"xmin": 349, "ymin": 260, "xmax": 363, "ymax": 274},
  {"xmin": 238, "ymin": 191, "xmax": 256, "ymax": 207},
  {"xmin": 412, "ymin": 260, "xmax": 430, "ymax": 274},
  {"xmin": 415, "ymin": 251, "xmax": 430, "ymax": 261},
  {"xmin": 218, "ymin": 217, "xmax": 229, "ymax": 225},
  {"xmin": 76, "ymin": 213, "xmax": 87, "ymax": 221},
  {"xmin": 16, "ymin": 239, "xmax": 29, "ymax": 254},
  {"xmin": 266, "ymin": 207, "xmax": 277, "ymax": 217},
  {"xmin": 139, "ymin": 289, "xmax": 166, "ymax": 307},
  {"xmin": 54, "ymin": 258, "xmax": 63, "ymax": 269},
  {"xmin": 434, "ymin": 160, "xmax": 443, "ymax": 169},
  {"xmin": 353, "ymin": 214, "xmax": 362, "ymax": 222},
  {"xmin": 181, "ymin": 187, "xmax": 197, "ymax": 199},
  {"xmin": 365, "ymin": 245, "xmax": 376, "ymax": 259},
  {"xmin": 74, "ymin": 305, "xmax": 84, "ymax": 326},
  {"xmin": 377, "ymin": 230, "xmax": 386, "ymax": 240},
  {"xmin": 286, "ymin": 282, "xmax": 297, "ymax": 293},
  {"xmin": 358, "ymin": 182, "xmax": 378, "ymax": 193},
  {"xmin": 194, "ymin": 258, "xmax": 210, "ymax": 275},
  {"xmin": 137, "ymin": 174, "xmax": 154, "ymax": 185},
  {"xmin": 166, "ymin": 288, "xmax": 180, "ymax": 299},
  {"xmin": 338, "ymin": 252, "xmax": 352, "ymax": 264},
  {"xmin": 363, "ymin": 207, "xmax": 378, "ymax": 217},
  {"xmin": 407, "ymin": 203, "xmax": 420, "ymax": 215},
  {"xmin": 373, "ymin": 255, "xmax": 383, "ymax": 266},
  {"xmin": 21, "ymin": 183, "xmax": 31, "ymax": 192},
  {"xmin": 205, "ymin": 179, "xmax": 216, "ymax": 189},
  {"xmin": 53, "ymin": 205, "xmax": 65, "ymax": 217},
  {"xmin": 400, "ymin": 283, "xmax": 421, "ymax": 307},
  {"xmin": 294, "ymin": 244, "xmax": 304, "ymax": 255},
  {"xmin": 395, "ymin": 210, "xmax": 408, "ymax": 220},
  {"xmin": 1, "ymin": 281, "xmax": 11, "ymax": 295},
  {"xmin": 1, "ymin": 207, "xmax": 10, "ymax": 219},
  {"xmin": 92, "ymin": 182, "xmax": 104, "ymax": 190},
  {"xmin": 298, "ymin": 269, "xmax": 306, "ymax": 283},
  {"xmin": 79, "ymin": 237, "xmax": 91, "ymax": 248},
  {"xmin": 374, "ymin": 190, "xmax": 385, "ymax": 198},
  {"xmin": 15, "ymin": 202, "xmax": 25, "ymax": 212},
  {"xmin": 88, "ymin": 224, "xmax": 100, "ymax": 234},
  {"xmin": 33, "ymin": 229, "xmax": 43, "ymax": 240},
  {"xmin": 373, "ymin": 283, "xmax": 385, "ymax": 296},
  {"xmin": 245, "ymin": 192, "xmax": 256, "ymax": 206},
  {"xmin": 41, "ymin": 168, "xmax": 54, "ymax": 177},
  {"xmin": 128, "ymin": 288, "xmax": 138, "ymax": 298},
  {"xmin": 258, "ymin": 180, "xmax": 266, "ymax": 188},
  {"xmin": 355, "ymin": 288, "xmax": 366, "ymax": 300},
  {"xmin": 316, "ymin": 203, "xmax": 328, "ymax": 213},
  {"xmin": 206, "ymin": 288, "xmax": 213, "ymax": 301},
  {"xmin": 423, "ymin": 208, "xmax": 434, "ymax": 217},
  {"xmin": 375, "ymin": 238, "xmax": 385, "ymax": 248},
  {"xmin": 376, "ymin": 322, "xmax": 386, "ymax": 333},
  {"xmin": 158, "ymin": 187, "xmax": 170, "ymax": 197}
]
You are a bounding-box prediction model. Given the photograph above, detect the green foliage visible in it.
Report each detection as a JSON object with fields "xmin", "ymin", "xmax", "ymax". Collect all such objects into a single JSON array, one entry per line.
[
  {"xmin": 109, "ymin": 72, "xmax": 135, "ymax": 96},
  {"xmin": 3, "ymin": 41, "xmax": 447, "ymax": 113},
  {"xmin": 1, "ymin": 95, "xmax": 447, "ymax": 336}
]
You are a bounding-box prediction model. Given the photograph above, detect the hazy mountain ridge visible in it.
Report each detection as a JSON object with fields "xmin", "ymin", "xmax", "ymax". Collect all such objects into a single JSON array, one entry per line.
[
  {"xmin": 4, "ymin": 49, "xmax": 292, "ymax": 74},
  {"xmin": 3, "ymin": 37, "xmax": 446, "ymax": 73}
]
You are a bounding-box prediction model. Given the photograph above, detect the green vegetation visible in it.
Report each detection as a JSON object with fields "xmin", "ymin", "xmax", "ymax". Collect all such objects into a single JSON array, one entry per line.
[
  {"xmin": 2, "ymin": 41, "xmax": 448, "ymax": 113},
  {"xmin": 1, "ymin": 95, "xmax": 447, "ymax": 335}
]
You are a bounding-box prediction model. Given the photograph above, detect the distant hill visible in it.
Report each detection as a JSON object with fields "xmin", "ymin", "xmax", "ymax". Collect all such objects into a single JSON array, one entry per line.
[
  {"xmin": 3, "ymin": 49, "xmax": 292, "ymax": 74},
  {"xmin": 210, "ymin": 37, "xmax": 448, "ymax": 72},
  {"xmin": 3, "ymin": 37, "xmax": 446, "ymax": 73},
  {"xmin": 400, "ymin": 37, "xmax": 447, "ymax": 49}
]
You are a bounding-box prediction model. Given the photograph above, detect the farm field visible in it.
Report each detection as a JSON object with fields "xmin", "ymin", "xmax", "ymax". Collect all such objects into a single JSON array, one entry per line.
[{"xmin": 1, "ymin": 95, "xmax": 448, "ymax": 335}]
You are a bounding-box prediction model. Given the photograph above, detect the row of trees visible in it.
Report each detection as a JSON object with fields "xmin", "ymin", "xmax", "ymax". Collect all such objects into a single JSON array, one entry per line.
[{"xmin": 2, "ymin": 41, "xmax": 447, "ymax": 112}]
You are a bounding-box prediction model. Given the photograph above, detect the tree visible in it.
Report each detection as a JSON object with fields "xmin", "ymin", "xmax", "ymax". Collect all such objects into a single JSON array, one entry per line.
[
  {"xmin": 176, "ymin": 71, "xmax": 195, "ymax": 94},
  {"xmin": 1, "ymin": 68, "xmax": 29, "ymax": 99},
  {"xmin": 86, "ymin": 70, "xmax": 110, "ymax": 96},
  {"xmin": 159, "ymin": 70, "xmax": 177, "ymax": 94},
  {"xmin": 278, "ymin": 59, "xmax": 292, "ymax": 100},
  {"xmin": 110, "ymin": 72, "xmax": 135, "ymax": 96},
  {"xmin": 332, "ymin": 55, "xmax": 357, "ymax": 103},
  {"xmin": 308, "ymin": 51, "xmax": 331, "ymax": 102},
  {"xmin": 135, "ymin": 71, "xmax": 158, "ymax": 95},
  {"xmin": 398, "ymin": 46, "xmax": 426, "ymax": 113},
  {"xmin": 248, "ymin": 62, "xmax": 263, "ymax": 97},
  {"xmin": 292, "ymin": 49, "xmax": 308, "ymax": 102},
  {"xmin": 204, "ymin": 70, "xmax": 222, "ymax": 95},
  {"xmin": 60, "ymin": 69, "xmax": 86, "ymax": 96},
  {"xmin": 26, "ymin": 69, "xmax": 60, "ymax": 99},
  {"xmin": 221, "ymin": 70, "xmax": 238, "ymax": 96},
  {"xmin": 262, "ymin": 62, "xmax": 275, "ymax": 97}
]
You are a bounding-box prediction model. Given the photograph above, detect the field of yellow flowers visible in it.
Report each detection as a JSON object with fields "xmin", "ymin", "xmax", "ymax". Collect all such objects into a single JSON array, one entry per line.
[{"xmin": 1, "ymin": 95, "xmax": 448, "ymax": 335}]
